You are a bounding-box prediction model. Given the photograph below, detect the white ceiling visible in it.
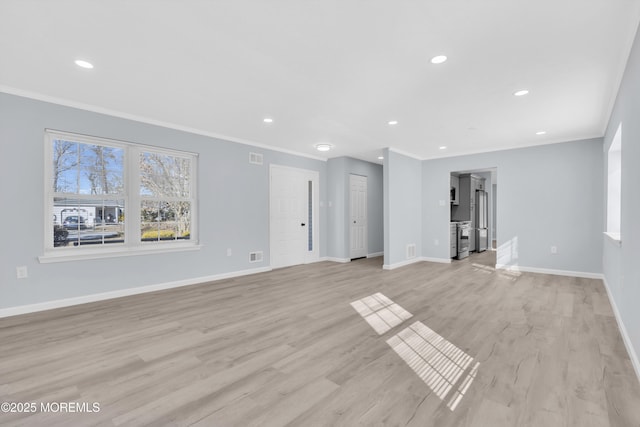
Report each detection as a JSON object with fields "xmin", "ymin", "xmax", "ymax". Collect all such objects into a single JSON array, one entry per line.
[{"xmin": 2, "ymin": 1, "xmax": 639, "ymax": 163}]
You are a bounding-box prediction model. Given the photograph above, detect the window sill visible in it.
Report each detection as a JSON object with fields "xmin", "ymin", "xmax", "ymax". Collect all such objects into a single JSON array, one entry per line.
[
  {"xmin": 603, "ymin": 232, "xmax": 622, "ymax": 247},
  {"xmin": 38, "ymin": 243, "xmax": 202, "ymax": 263}
]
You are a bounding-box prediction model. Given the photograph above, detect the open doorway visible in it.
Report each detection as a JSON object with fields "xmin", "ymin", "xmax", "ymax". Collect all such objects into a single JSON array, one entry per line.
[{"xmin": 449, "ymin": 168, "xmax": 497, "ymax": 265}]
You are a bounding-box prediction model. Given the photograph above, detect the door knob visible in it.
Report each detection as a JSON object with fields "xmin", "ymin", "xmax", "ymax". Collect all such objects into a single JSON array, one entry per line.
[{"xmin": 301, "ymin": 223, "xmax": 306, "ymax": 226}]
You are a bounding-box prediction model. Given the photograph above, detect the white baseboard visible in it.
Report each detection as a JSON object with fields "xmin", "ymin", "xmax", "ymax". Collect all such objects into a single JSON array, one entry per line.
[
  {"xmin": 383, "ymin": 257, "xmax": 423, "ymax": 270},
  {"xmin": 322, "ymin": 254, "xmax": 381, "ymax": 262},
  {"xmin": 495, "ymin": 264, "xmax": 603, "ymax": 280},
  {"xmin": 602, "ymin": 277, "xmax": 640, "ymax": 383},
  {"xmin": 324, "ymin": 257, "xmax": 351, "ymax": 263},
  {"xmin": 0, "ymin": 266, "xmax": 272, "ymax": 319},
  {"xmin": 420, "ymin": 256, "xmax": 452, "ymax": 264},
  {"xmin": 383, "ymin": 256, "xmax": 451, "ymax": 270}
]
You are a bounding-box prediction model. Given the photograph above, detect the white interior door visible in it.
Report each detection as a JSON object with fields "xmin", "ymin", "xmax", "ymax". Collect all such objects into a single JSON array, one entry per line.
[
  {"xmin": 270, "ymin": 165, "xmax": 319, "ymax": 268},
  {"xmin": 350, "ymin": 174, "xmax": 368, "ymax": 259}
]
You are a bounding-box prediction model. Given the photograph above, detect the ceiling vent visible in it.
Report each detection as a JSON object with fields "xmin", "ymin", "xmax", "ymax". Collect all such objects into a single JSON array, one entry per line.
[
  {"xmin": 249, "ymin": 251, "xmax": 263, "ymax": 263},
  {"xmin": 249, "ymin": 152, "xmax": 263, "ymax": 165}
]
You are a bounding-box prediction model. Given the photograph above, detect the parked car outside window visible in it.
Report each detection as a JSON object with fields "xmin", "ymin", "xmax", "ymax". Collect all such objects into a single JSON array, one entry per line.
[{"xmin": 63, "ymin": 216, "xmax": 87, "ymax": 230}]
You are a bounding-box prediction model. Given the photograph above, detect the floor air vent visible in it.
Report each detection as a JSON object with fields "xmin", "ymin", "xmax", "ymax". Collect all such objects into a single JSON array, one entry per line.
[{"xmin": 249, "ymin": 251, "xmax": 263, "ymax": 263}]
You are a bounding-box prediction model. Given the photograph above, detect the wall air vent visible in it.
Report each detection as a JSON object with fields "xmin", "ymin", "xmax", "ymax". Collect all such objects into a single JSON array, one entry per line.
[
  {"xmin": 249, "ymin": 152, "xmax": 263, "ymax": 165},
  {"xmin": 406, "ymin": 244, "xmax": 416, "ymax": 259},
  {"xmin": 249, "ymin": 251, "xmax": 263, "ymax": 263}
]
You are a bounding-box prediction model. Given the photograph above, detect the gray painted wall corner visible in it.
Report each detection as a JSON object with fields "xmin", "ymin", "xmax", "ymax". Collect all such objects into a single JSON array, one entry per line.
[
  {"xmin": 601, "ymin": 22, "xmax": 640, "ymax": 379},
  {"xmin": 386, "ymin": 150, "xmax": 422, "ymax": 267}
]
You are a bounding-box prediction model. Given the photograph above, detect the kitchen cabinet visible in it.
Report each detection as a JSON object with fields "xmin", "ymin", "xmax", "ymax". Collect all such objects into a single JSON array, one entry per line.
[
  {"xmin": 452, "ymin": 175, "xmax": 471, "ymax": 222},
  {"xmin": 450, "ymin": 174, "xmax": 459, "ymax": 205}
]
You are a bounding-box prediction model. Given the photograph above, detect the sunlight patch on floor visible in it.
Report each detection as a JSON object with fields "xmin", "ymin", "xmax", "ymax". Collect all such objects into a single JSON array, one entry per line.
[
  {"xmin": 387, "ymin": 321, "xmax": 479, "ymax": 410},
  {"xmin": 350, "ymin": 293, "xmax": 413, "ymax": 335},
  {"xmin": 447, "ymin": 361, "xmax": 480, "ymax": 410},
  {"xmin": 351, "ymin": 292, "xmax": 413, "ymax": 335},
  {"xmin": 472, "ymin": 263, "xmax": 495, "ymax": 274},
  {"xmin": 350, "ymin": 294, "xmax": 479, "ymax": 410}
]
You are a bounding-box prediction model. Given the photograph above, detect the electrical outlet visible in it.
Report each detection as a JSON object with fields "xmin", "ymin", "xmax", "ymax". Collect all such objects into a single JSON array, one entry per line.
[
  {"xmin": 550, "ymin": 246, "xmax": 557, "ymax": 254},
  {"xmin": 16, "ymin": 266, "xmax": 28, "ymax": 279},
  {"xmin": 226, "ymin": 248, "xmax": 232, "ymax": 256},
  {"xmin": 439, "ymin": 200, "xmax": 446, "ymax": 206},
  {"xmin": 434, "ymin": 239, "xmax": 439, "ymax": 246}
]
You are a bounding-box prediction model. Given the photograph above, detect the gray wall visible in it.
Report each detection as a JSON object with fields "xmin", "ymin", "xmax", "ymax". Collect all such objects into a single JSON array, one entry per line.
[
  {"xmin": 0, "ymin": 93, "xmax": 328, "ymax": 309},
  {"xmin": 422, "ymin": 139, "xmax": 604, "ymax": 273},
  {"xmin": 385, "ymin": 149, "xmax": 422, "ymax": 267},
  {"xmin": 326, "ymin": 157, "xmax": 383, "ymax": 260},
  {"xmin": 602, "ymin": 24, "xmax": 640, "ymax": 369}
]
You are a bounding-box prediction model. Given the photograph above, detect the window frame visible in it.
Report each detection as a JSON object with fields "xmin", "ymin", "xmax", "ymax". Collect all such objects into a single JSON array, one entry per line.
[{"xmin": 40, "ymin": 130, "xmax": 199, "ymax": 263}]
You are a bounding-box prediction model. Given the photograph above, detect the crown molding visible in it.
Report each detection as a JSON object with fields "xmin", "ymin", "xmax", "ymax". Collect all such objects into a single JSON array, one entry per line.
[{"xmin": 0, "ymin": 86, "xmax": 327, "ymax": 162}]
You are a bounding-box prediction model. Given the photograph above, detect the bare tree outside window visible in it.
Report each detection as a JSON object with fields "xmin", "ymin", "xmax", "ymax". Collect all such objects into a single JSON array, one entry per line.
[
  {"xmin": 85, "ymin": 145, "xmax": 123, "ymax": 195},
  {"xmin": 51, "ymin": 138, "xmax": 126, "ymax": 247},
  {"xmin": 140, "ymin": 152, "xmax": 192, "ymax": 240},
  {"xmin": 52, "ymin": 140, "xmax": 78, "ymax": 192},
  {"xmin": 52, "ymin": 140, "xmax": 124, "ymax": 195}
]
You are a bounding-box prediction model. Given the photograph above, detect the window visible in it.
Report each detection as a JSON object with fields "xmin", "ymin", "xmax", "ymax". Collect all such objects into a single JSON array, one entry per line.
[
  {"xmin": 140, "ymin": 152, "xmax": 192, "ymax": 242},
  {"xmin": 44, "ymin": 130, "xmax": 198, "ymax": 260},
  {"xmin": 606, "ymin": 123, "xmax": 622, "ymax": 241}
]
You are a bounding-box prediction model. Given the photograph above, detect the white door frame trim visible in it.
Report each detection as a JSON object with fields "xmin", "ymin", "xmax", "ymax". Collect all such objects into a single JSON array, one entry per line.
[{"xmin": 349, "ymin": 173, "xmax": 368, "ymax": 259}]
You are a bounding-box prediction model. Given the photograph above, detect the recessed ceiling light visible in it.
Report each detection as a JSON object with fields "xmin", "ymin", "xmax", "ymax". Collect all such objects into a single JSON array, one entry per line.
[
  {"xmin": 536, "ymin": 131, "xmax": 547, "ymax": 135},
  {"xmin": 439, "ymin": 146, "xmax": 447, "ymax": 150},
  {"xmin": 74, "ymin": 59, "xmax": 94, "ymax": 69},
  {"xmin": 263, "ymin": 117, "xmax": 273, "ymax": 123},
  {"xmin": 315, "ymin": 143, "xmax": 332, "ymax": 152},
  {"xmin": 388, "ymin": 120, "xmax": 398, "ymax": 125},
  {"xmin": 378, "ymin": 156, "xmax": 384, "ymax": 160},
  {"xmin": 430, "ymin": 55, "xmax": 447, "ymax": 64},
  {"xmin": 513, "ymin": 89, "xmax": 529, "ymax": 97}
]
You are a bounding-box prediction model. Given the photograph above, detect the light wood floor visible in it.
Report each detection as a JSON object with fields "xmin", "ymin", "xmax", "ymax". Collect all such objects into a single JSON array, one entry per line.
[{"xmin": 1, "ymin": 251, "xmax": 639, "ymax": 426}]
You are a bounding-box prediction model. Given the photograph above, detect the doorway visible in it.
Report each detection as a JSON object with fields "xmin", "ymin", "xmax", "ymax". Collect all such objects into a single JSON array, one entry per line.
[
  {"xmin": 450, "ymin": 168, "xmax": 497, "ymax": 264},
  {"xmin": 350, "ymin": 174, "xmax": 368, "ymax": 259},
  {"xmin": 270, "ymin": 165, "xmax": 319, "ymax": 268}
]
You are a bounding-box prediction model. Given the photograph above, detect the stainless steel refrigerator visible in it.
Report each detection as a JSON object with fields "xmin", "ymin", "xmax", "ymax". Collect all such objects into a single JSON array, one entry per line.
[{"xmin": 475, "ymin": 190, "xmax": 488, "ymax": 252}]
